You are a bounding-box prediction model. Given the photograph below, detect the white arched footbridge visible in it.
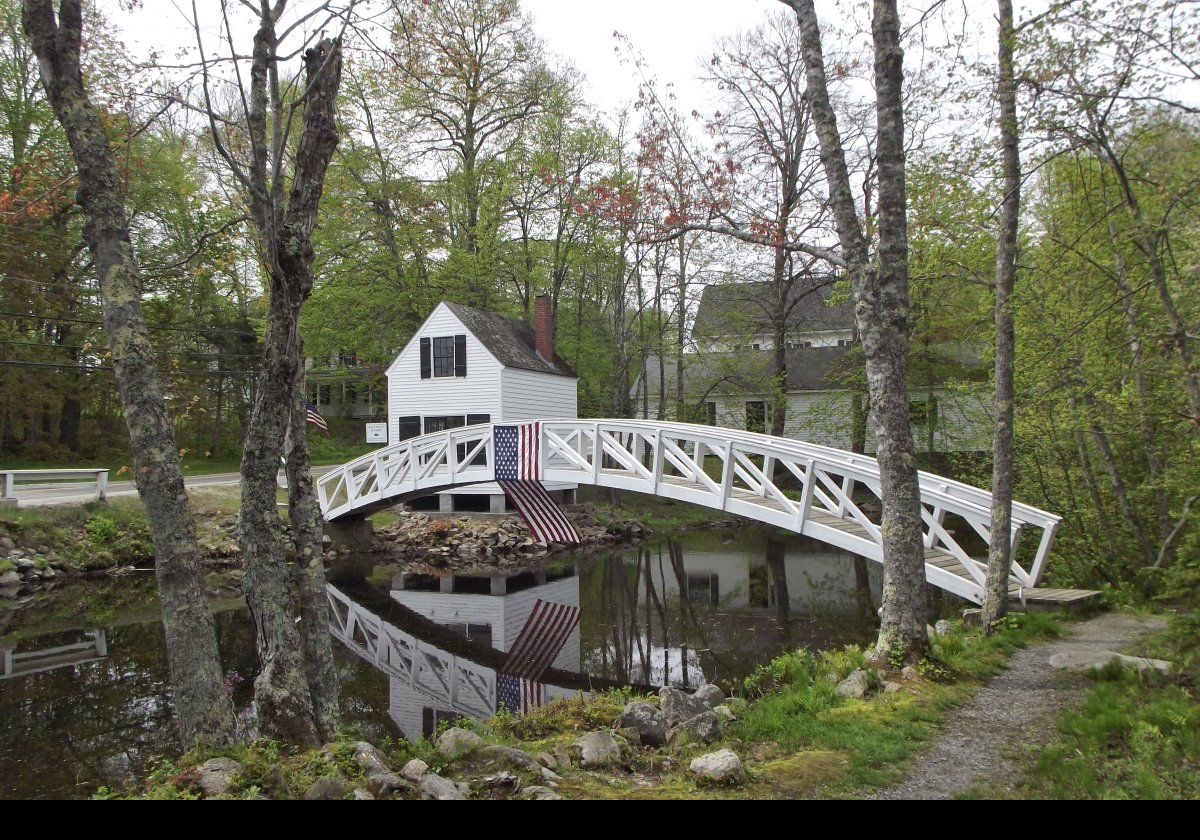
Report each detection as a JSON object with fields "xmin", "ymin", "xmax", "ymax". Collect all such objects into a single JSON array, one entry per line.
[{"xmin": 318, "ymin": 420, "xmax": 1089, "ymax": 607}]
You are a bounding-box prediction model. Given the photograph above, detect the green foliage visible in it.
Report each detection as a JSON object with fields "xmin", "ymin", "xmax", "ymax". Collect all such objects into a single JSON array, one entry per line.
[{"xmin": 1012, "ymin": 667, "xmax": 1200, "ymax": 800}]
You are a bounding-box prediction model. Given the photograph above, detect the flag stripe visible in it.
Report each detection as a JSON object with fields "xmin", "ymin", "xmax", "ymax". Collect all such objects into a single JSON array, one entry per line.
[
  {"xmin": 499, "ymin": 480, "xmax": 580, "ymax": 544},
  {"xmin": 501, "ymin": 598, "xmax": 580, "ymax": 680}
]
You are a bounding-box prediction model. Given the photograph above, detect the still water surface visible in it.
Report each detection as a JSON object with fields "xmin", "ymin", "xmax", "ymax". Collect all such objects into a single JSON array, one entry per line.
[{"xmin": 0, "ymin": 528, "xmax": 881, "ymax": 798}]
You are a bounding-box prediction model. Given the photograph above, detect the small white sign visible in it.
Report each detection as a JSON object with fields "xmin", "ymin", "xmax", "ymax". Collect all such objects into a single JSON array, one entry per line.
[{"xmin": 365, "ymin": 422, "xmax": 387, "ymax": 444}]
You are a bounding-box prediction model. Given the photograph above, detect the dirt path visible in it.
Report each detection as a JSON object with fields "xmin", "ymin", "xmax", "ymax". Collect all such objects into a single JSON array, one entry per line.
[{"xmin": 871, "ymin": 612, "xmax": 1164, "ymax": 800}]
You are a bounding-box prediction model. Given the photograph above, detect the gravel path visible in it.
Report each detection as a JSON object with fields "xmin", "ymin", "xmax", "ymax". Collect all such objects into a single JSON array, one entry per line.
[{"xmin": 871, "ymin": 612, "xmax": 1164, "ymax": 800}]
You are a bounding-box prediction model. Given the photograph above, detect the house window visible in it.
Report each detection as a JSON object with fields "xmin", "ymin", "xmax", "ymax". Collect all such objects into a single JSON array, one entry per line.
[
  {"xmin": 432, "ymin": 336, "xmax": 456, "ymax": 377},
  {"xmin": 423, "ymin": 414, "xmax": 466, "ymax": 434},
  {"xmin": 396, "ymin": 415, "xmax": 420, "ymax": 442},
  {"xmin": 705, "ymin": 401, "xmax": 717, "ymax": 426},
  {"xmin": 837, "ymin": 338, "xmax": 853, "ymax": 348},
  {"xmin": 344, "ymin": 382, "xmax": 357, "ymax": 404},
  {"xmin": 909, "ymin": 396, "xmax": 939, "ymax": 427},
  {"xmin": 746, "ymin": 400, "xmax": 765, "ymax": 434},
  {"xmin": 686, "ymin": 573, "xmax": 719, "ymax": 606}
]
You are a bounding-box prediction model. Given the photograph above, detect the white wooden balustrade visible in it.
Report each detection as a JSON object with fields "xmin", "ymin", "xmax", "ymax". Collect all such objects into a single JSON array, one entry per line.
[{"xmin": 317, "ymin": 420, "xmax": 1063, "ymax": 605}]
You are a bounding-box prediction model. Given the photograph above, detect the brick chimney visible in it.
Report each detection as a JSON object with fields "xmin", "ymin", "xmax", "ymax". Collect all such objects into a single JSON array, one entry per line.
[{"xmin": 534, "ymin": 293, "xmax": 555, "ymax": 366}]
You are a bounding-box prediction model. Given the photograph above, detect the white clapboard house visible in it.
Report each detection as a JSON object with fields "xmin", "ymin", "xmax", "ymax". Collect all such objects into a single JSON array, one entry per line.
[{"xmin": 386, "ymin": 295, "xmax": 578, "ymax": 513}]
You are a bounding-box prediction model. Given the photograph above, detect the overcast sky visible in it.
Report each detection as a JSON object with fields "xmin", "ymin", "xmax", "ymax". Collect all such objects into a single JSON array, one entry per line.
[{"xmin": 110, "ymin": 0, "xmax": 787, "ymax": 120}]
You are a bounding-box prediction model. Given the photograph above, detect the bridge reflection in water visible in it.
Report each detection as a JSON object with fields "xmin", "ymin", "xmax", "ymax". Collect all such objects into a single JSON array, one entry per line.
[{"xmin": 328, "ymin": 534, "xmax": 881, "ymax": 741}]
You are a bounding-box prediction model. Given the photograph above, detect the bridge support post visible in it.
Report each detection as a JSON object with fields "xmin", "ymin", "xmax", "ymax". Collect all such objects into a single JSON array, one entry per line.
[{"xmin": 324, "ymin": 516, "xmax": 374, "ymax": 549}]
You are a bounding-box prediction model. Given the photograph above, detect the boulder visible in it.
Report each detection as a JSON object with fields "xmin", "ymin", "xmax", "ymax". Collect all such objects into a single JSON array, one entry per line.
[
  {"xmin": 400, "ymin": 758, "xmax": 429, "ymax": 783},
  {"xmin": 724, "ymin": 696, "xmax": 749, "ymax": 716},
  {"xmin": 0, "ymin": 571, "xmax": 20, "ymax": 588},
  {"xmin": 689, "ymin": 749, "xmax": 746, "ymax": 785},
  {"xmin": 617, "ymin": 699, "xmax": 670, "ymax": 746},
  {"xmin": 195, "ymin": 757, "xmax": 243, "ymax": 797},
  {"xmin": 962, "ymin": 608, "xmax": 983, "ymax": 628},
  {"xmin": 1048, "ymin": 649, "xmax": 1172, "ymax": 676},
  {"xmin": 668, "ymin": 710, "xmax": 721, "ymax": 745},
  {"xmin": 13, "ymin": 558, "xmax": 33, "ymax": 572},
  {"xmin": 479, "ymin": 744, "xmax": 542, "ymax": 772},
  {"xmin": 0, "ymin": 537, "xmax": 14, "ymax": 551},
  {"xmin": 883, "ymin": 681, "xmax": 902, "ymax": 693},
  {"xmin": 569, "ymin": 731, "xmax": 623, "ymax": 768},
  {"xmin": 419, "ymin": 772, "xmax": 468, "ymax": 800},
  {"xmin": 303, "ymin": 775, "xmax": 351, "ymax": 801},
  {"xmin": 481, "ymin": 770, "xmax": 522, "ymax": 799},
  {"xmin": 535, "ymin": 752, "xmax": 557, "ymax": 770},
  {"xmin": 934, "ymin": 619, "xmax": 954, "ymax": 637},
  {"xmin": 693, "ymin": 684, "xmax": 725, "ymax": 707},
  {"xmin": 522, "ymin": 785, "xmax": 563, "ymax": 800},
  {"xmin": 836, "ymin": 669, "xmax": 871, "ymax": 699},
  {"xmin": 352, "ymin": 742, "xmax": 406, "ymax": 796},
  {"xmin": 352, "ymin": 788, "xmax": 375, "ymax": 800},
  {"xmin": 658, "ymin": 686, "xmax": 712, "ymax": 727},
  {"xmin": 437, "ymin": 726, "xmax": 482, "ymax": 759},
  {"xmin": 712, "ymin": 704, "xmax": 737, "ymax": 724}
]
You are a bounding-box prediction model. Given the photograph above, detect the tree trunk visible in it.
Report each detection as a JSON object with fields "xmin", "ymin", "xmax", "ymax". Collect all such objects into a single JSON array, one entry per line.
[
  {"xmin": 784, "ymin": 0, "xmax": 928, "ymax": 661},
  {"xmin": 22, "ymin": 0, "xmax": 232, "ymax": 747},
  {"xmin": 982, "ymin": 0, "xmax": 1019, "ymax": 632},
  {"xmin": 233, "ymin": 29, "xmax": 344, "ymax": 746},
  {"xmin": 286, "ymin": 372, "xmax": 340, "ymax": 740}
]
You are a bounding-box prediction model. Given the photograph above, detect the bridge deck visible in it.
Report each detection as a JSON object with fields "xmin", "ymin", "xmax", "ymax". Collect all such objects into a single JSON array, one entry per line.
[{"xmin": 318, "ymin": 420, "xmax": 1070, "ymax": 608}]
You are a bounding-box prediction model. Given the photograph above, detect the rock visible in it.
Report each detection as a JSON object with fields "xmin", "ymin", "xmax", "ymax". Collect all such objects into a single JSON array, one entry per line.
[
  {"xmin": 303, "ymin": 775, "xmax": 351, "ymax": 800},
  {"xmin": 901, "ymin": 665, "xmax": 920, "ymax": 681},
  {"xmin": 14, "ymin": 558, "xmax": 33, "ymax": 572},
  {"xmin": 883, "ymin": 681, "xmax": 902, "ymax": 693},
  {"xmin": 836, "ymin": 669, "xmax": 871, "ymax": 699},
  {"xmin": 658, "ymin": 686, "xmax": 713, "ymax": 727},
  {"xmin": 535, "ymin": 752, "xmax": 557, "ymax": 770},
  {"xmin": 569, "ymin": 731, "xmax": 623, "ymax": 768},
  {"xmin": 668, "ymin": 710, "xmax": 722, "ymax": 745},
  {"xmin": 437, "ymin": 726, "xmax": 482, "ymax": 759},
  {"xmin": 539, "ymin": 766, "xmax": 563, "ymax": 785},
  {"xmin": 400, "ymin": 758, "xmax": 429, "ymax": 783},
  {"xmin": 480, "ymin": 744, "xmax": 542, "ymax": 771},
  {"xmin": 1048, "ymin": 649, "xmax": 1172, "ymax": 676},
  {"xmin": 0, "ymin": 571, "xmax": 20, "ymax": 588},
  {"xmin": 419, "ymin": 772, "xmax": 467, "ymax": 800},
  {"xmin": 934, "ymin": 619, "xmax": 953, "ymax": 637},
  {"xmin": 352, "ymin": 788, "xmax": 375, "ymax": 800},
  {"xmin": 724, "ymin": 696, "xmax": 749, "ymax": 716},
  {"xmin": 0, "ymin": 537, "xmax": 13, "ymax": 551},
  {"xmin": 689, "ymin": 748, "xmax": 746, "ymax": 785},
  {"xmin": 39, "ymin": 566, "xmax": 57, "ymax": 579},
  {"xmin": 482, "ymin": 770, "xmax": 522, "ymax": 798},
  {"xmin": 962, "ymin": 608, "xmax": 983, "ymax": 628},
  {"xmin": 712, "ymin": 704, "xmax": 738, "ymax": 723},
  {"xmin": 352, "ymin": 742, "xmax": 406, "ymax": 795},
  {"xmin": 615, "ymin": 726, "xmax": 642, "ymax": 746},
  {"xmin": 522, "ymin": 785, "xmax": 563, "ymax": 800},
  {"xmin": 195, "ymin": 757, "xmax": 244, "ymax": 797},
  {"xmin": 693, "ymin": 683, "xmax": 725, "ymax": 707},
  {"xmin": 262, "ymin": 763, "xmax": 290, "ymax": 798}
]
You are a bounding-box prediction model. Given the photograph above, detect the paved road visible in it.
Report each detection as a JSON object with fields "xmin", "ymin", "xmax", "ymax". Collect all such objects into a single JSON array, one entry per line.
[{"xmin": 10, "ymin": 465, "xmax": 337, "ymax": 508}]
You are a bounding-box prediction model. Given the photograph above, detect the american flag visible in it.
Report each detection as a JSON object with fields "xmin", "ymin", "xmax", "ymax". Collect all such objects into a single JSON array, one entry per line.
[
  {"xmin": 493, "ymin": 421, "xmax": 541, "ymax": 480},
  {"xmin": 496, "ymin": 672, "xmax": 543, "ymax": 714},
  {"xmin": 494, "ymin": 422, "xmax": 580, "ymax": 545},
  {"xmin": 501, "ymin": 598, "xmax": 581, "ymax": 681},
  {"xmin": 306, "ymin": 402, "xmax": 330, "ymax": 435}
]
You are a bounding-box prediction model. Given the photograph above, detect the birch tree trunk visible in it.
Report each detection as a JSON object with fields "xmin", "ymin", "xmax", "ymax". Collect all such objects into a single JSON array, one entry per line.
[
  {"xmin": 21, "ymin": 0, "xmax": 232, "ymax": 747},
  {"xmin": 982, "ymin": 0, "xmax": 1019, "ymax": 631},
  {"xmin": 782, "ymin": 0, "xmax": 928, "ymax": 660}
]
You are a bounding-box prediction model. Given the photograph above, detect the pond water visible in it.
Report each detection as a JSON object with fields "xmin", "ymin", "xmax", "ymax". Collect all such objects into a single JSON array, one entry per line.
[{"xmin": 0, "ymin": 527, "xmax": 883, "ymax": 799}]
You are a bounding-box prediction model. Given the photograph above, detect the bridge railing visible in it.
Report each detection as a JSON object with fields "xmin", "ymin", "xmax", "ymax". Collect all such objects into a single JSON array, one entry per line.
[{"xmin": 317, "ymin": 419, "xmax": 1061, "ymax": 600}]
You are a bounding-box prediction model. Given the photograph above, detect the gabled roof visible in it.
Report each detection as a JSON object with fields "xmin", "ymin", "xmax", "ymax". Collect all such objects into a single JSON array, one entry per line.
[
  {"xmin": 692, "ymin": 281, "xmax": 855, "ymax": 339},
  {"xmin": 441, "ymin": 301, "xmax": 576, "ymax": 378}
]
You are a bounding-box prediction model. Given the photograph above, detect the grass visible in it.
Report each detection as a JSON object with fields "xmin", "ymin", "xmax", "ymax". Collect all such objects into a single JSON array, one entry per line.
[
  {"xmin": 576, "ymin": 485, "xmax": 737, "ymax": 531},
  {"xmin": 0, "ymin": 438, "xmax": 379, "ymax": 479}
]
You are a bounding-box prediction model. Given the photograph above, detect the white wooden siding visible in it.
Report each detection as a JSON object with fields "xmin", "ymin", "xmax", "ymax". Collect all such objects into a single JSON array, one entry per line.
[
  {"xmin": 386, "ymin": 304, "xmax": 503, "ymax": 444},
  {"xmin": 500, "ymin": 367, "xmax": 577, "ymax": 422}
]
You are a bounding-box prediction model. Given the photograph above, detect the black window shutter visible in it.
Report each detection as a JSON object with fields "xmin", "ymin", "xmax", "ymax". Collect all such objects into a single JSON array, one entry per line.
[
  {"xmin": 396, "ymin": 416, "xmax": 421, "ymax": 442},
  {"xmin": 454, "ymin": 334, "xmax": 467, "ymax": 377},
  {"xmin": 466, "ymin": 413, "xmax": 490, "ymax": 426},
  {"xmin": 419, "ymin": 337, "xmax": 431, "ymax": 379}
]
